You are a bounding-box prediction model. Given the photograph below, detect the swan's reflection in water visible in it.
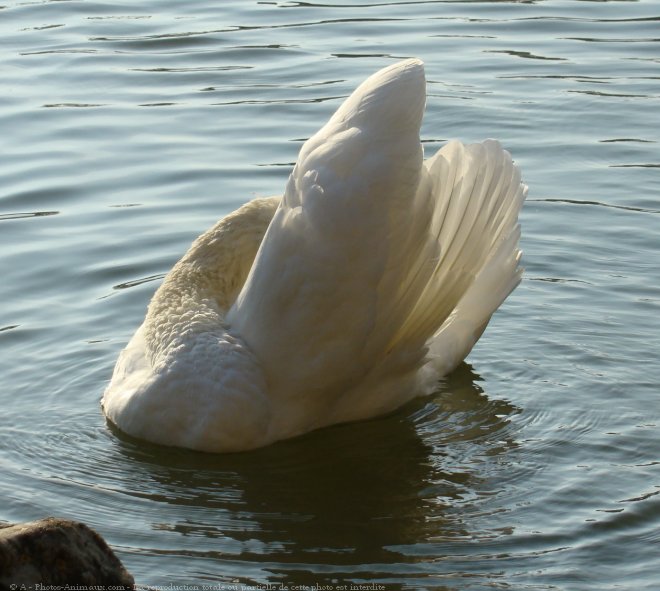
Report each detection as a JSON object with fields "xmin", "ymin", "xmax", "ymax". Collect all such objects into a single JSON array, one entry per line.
[{"xmin": 110, "ymin": 363, "xmax": 519, "ymax": 585}]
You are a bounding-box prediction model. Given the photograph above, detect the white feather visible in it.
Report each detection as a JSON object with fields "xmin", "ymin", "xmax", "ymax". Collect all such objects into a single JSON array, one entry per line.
[{"xmin": 102, "ymin": 59, "xmax": 527, "ymax": 452}]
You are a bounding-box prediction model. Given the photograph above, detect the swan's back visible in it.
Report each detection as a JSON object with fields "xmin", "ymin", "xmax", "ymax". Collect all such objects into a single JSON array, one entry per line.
[{"xmin": 103, "ymin": 59, "xmax": 526, "ymax": 452}]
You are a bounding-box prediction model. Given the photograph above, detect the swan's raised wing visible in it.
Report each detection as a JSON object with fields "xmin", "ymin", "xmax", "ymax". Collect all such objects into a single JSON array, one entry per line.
[
  {"xmin": 228, "ymin": 59, "xmax": 526, "ymax": 438},
  {"xmin": 227, "ymin": 60, "xmax": 431, "ymax": 422}
]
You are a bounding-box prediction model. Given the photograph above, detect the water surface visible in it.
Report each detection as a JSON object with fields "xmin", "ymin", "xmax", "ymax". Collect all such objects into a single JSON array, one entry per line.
[{"xmin": 1, "ymin": 1, "xmax": 659, "ymax": 589}]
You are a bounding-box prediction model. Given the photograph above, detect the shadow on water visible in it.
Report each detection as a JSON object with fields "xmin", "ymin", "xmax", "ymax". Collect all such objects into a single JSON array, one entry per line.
[
  {"xmin": 104, "ymin": 364, "xmax": 516, "ymax": 585},
  {"xmin": 106, "ymin": 363, "xmax": 520, "ymax": 586}
]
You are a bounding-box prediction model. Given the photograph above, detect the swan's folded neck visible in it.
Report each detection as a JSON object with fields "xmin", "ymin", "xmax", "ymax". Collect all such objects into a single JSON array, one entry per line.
[{"xmin": 142, "ymin": 196, "xmax": 281, "ymax": 365}]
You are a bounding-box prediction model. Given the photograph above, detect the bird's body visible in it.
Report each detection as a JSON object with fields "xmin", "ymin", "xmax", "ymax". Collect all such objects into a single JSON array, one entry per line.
[{"xmin": 102, "ymin": 59, "xmax": 526, "ymax": 452}]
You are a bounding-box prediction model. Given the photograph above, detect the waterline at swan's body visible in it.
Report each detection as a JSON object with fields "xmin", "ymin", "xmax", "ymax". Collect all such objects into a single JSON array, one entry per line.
[{"xmin": 102, "ymin": 58, "xmax": 527, "ymax": 452}]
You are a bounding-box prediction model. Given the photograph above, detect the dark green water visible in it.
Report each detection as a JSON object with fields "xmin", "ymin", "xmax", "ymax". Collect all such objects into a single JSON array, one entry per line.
[{"xmin": 1, "ymin": 1, "xmax": 659, "ymax": 589}]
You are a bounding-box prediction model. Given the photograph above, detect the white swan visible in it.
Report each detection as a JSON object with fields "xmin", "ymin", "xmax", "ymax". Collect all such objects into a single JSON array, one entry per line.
[{"xmin": 102, "ymin": 59, "xmax": 527, "ymax": 453}]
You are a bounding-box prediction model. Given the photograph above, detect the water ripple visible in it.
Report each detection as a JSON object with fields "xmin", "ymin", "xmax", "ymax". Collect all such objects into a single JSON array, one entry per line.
[
  {"xmin": 0, "ymin": 210, "xmax": 59, "ymax": 221},
  {"xmin": 528, "ymin": 198, "xmax": 660, "ymax": 215}
]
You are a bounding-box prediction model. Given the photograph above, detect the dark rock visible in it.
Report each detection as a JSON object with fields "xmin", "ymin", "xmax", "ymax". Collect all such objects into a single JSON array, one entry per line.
[{"xmin": 0, "ymin": 517, "xmax": 134, "ymax": 589}]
